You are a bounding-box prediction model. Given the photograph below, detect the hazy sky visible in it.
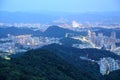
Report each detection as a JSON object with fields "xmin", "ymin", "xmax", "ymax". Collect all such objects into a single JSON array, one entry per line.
[{"xmin": 0, "ymin": 0, "xmax": 120, "ymax": 13}]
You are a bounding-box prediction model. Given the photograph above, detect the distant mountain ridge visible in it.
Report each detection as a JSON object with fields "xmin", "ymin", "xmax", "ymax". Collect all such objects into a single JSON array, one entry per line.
[
  {"xmin": 0, "ymin": 26, "xmax": 85, "ymax": 38},
  {"xmin": 0, "ymin": 11, "xmax": 120, "ymax": 23},
  {"xmin": 1, "ymin": 25, "xmax": 120, "ymax": 39},
  {"xmin": 0, "ymin": 27, "xmax": 42, "ymax": 38},
  {"xmin": 43, "ymin": 26, "xmax": 82, "ymax": 37}
]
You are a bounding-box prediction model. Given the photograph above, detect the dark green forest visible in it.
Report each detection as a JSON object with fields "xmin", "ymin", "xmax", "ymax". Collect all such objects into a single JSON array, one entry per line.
[{"xmin": 0, "ymin": 44, "xmax": 120, "ymax": 80}]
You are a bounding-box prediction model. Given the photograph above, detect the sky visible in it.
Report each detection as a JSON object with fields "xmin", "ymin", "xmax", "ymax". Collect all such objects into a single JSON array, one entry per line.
[{"xmin": 0, "ymin": 0, "xmax": 120, "ymax": 13}]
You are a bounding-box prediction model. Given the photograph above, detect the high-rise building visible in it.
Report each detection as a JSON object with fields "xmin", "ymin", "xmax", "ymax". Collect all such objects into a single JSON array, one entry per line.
[
  {"xmin": 88, "ymin": 30, "xmax": 91, "ymax": 38},
  {"xmin": 91, "ymin": 32, "xmax": 96, "ymax": 43},
  {"xmin": 111, "ymin": 32, "xmax": 116, "ymax": 39},
  {"xmin": 91, "ymin": 32, "xmax": 96, "ymax": 38}
]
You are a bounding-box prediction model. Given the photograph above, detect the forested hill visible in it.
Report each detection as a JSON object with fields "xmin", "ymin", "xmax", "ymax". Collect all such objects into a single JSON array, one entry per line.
[
  {"xmin": 0, "ymin": 44, "xmax": 120, "ymax": 80},
  {"xmin": 0, "ymin": 49, "xmax": 100, "ymax": 80},
  {"xmin": 42, "ymin": 44, "xmax": 120, "ymax": 60}
]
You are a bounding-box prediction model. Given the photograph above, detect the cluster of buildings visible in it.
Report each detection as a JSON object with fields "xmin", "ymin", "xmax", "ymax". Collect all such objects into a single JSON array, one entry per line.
[
  {"xmin": 68, "ymin": 30, "xmax": 120, "ymax": 56},
  {"xmin": 87, "ymin": 30, "xmax": 117, "ymax": 50},
  {"xmin": 98, "ymin": 57, "xmax": 120, "ymax": 75},
  {"xmin": 0, "ymin": 34, "xmax": 61, "ymax": 55},
  {"xmin": 0, "ymin": 22, "xmax": 50, "ymax": 31},
  {"xmin": 80, "ymin": 56, "xmax": 120, "ymax": 75}
]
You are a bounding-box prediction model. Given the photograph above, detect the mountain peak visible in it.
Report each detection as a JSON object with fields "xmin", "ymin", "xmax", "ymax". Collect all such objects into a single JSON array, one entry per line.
[
  {"xmin": 46, "ymin": 25, "xmax": 64, "ymax": 31},
  {"xmin": 44, "ymin": 25, "xmax": 79, "ymax": 37}
]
